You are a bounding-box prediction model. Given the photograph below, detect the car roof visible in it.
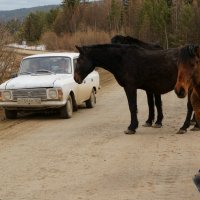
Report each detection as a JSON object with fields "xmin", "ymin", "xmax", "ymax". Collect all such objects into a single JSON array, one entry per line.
[{"xmin": 23, "ymin": 52, "xmax": 80, "ymax": 60}]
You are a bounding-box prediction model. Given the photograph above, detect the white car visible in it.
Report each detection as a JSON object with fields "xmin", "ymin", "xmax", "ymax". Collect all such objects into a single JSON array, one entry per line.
[{"xmin": 0, "ymin": 52, "xmax": 100, "ymax": 119}]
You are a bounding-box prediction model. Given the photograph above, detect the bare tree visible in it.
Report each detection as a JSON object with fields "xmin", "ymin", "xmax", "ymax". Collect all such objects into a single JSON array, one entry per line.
[{"xmin": 0, "ymin": 24, "xmax": 16, "ymax": 83}]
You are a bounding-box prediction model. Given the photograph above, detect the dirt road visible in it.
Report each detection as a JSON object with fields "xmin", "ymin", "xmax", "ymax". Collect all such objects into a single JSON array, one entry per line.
[{"xmin": 0, "ymin": 74, "xmax": 200, "ymax": 200}]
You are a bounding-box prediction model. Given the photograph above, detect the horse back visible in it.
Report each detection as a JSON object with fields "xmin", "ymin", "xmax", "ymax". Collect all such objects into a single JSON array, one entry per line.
[{"xmin": 123, "ymin": 48, "xmax": 179, "ymax": 94}]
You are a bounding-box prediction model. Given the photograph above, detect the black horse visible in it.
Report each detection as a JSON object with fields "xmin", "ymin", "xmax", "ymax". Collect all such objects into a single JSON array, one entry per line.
[
  {"xmin": 111, "ymin": 35, "xmax": 163, "ymax": 128},
  {"xmin": 74, "ymin": 44, "xmax": 198, "ymax": 134}
]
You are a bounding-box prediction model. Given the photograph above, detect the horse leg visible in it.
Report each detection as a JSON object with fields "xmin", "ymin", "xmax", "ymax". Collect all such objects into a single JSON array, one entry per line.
[
  {"xmin": 193, "ymin": 110, "xmax": 200, "ymax": 130},
  {"xmin": 143, "ymin": 92, "xmax": 154, "ymax": 127},
  {"xmin": 190, "ymin": 113, "xmax": 200, "ymax": 131},
  {"xmin": 177, "ymin": 90, "xmax": 193, "ymax": 134},
  {"xmin": 190, "ymin": 90, "xmax": 200, "ymax": 131},
  {"xmin": 191, "ymin": 113, "xmax": 196, "ymax": 125},
  {"xmin": 154, "ymin": 94, "xmax": 163, "ymax": 128},
  {"xmin": 191, "ymin": 91, "xmax": 200, "ymax": 129},
  {"xmin": 124, "ymin": 87, "xmax": 138, "ymax": 134}
]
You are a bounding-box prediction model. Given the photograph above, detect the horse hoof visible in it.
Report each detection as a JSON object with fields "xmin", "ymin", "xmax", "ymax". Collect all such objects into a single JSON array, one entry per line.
[
  {"xmin": 142, "ymin": 122, "xmax": 152, "ymax": 127},
  {"xmin": 190, "ymin": 127, "xmax": 200, "ymax": 131},
  {"xmin": 190, "ymin": 121, "xmax": 196, "ymax": 126},
  {"xmin": 124, "ymin": 129, "xmax": 136, "ymax": 134},
  {"xmin": 176, "ymin": 129, "xmax": 187, "ymax": 134},
  {"xmin": 153, "ymin": 123, "xmax": 162, "ymax": 128}
]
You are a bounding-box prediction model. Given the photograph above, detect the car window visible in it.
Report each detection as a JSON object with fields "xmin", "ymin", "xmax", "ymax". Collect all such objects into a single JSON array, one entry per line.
[{"xmin": 19, "ymin": 57, "xmax": 72, "ymax": 74}]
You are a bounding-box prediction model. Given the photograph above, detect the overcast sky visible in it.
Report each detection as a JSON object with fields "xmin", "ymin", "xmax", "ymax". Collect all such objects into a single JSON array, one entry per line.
[{"xmin": 0, "ymin": 0, "xmax": 62, "ymax": 11}]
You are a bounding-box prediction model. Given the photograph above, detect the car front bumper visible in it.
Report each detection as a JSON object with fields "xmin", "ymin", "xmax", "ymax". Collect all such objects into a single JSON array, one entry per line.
[{"xmin": 0, "ymin": 100, "xmax": 66, "ymax": 110}]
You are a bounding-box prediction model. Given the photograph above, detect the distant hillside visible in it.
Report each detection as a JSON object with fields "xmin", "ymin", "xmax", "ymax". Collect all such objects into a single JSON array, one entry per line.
[{"xmin": 0, "ymin": 5, "xmax": 59, "ymax": 22}]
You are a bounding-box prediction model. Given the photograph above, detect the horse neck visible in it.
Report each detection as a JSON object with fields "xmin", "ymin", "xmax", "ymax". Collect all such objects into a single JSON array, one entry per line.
[
  {"xmin": 188, "ymin": 61, "xmax": 200, "ymax": 97},
  {"xmin": 193, "ymin": 67, "xmax": 200, "ymax": 87},
  {"xmin": 193, "ymin": 84, "xmax": 200, "ymax": 99},
  {"xmin": 88, "ymin": 48, "xmax": 122, "ymax": 74},
  {"xmin": 87, "ymin": 47, "xmax": 125, "ymax": 86}
]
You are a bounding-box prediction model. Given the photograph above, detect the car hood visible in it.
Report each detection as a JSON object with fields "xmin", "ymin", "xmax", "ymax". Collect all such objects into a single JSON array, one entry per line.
[{"xmin": 3, "ymin": 74, "xmax": 70, "ymax": 89}]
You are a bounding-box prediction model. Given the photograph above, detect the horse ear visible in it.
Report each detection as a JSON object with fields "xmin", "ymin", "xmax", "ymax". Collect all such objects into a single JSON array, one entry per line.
[{"xmin": 75, "ymin": 45, "xmax": 84, "ymax": 55}]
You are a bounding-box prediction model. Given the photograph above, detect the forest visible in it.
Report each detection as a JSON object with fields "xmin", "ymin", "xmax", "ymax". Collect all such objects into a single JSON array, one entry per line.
[
  {"xmin": 2, "ymin": 0, "xmax": 200, "ymax": 83},
  {"xmin": 1, "ymin": 0, "xmax": 199, "ymax": 51}
]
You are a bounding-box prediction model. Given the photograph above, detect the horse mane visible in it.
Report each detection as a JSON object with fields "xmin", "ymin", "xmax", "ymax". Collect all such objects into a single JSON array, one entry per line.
[
  {"xmin": 79, "ymin": 35, "xmax": 163, "ymax": 52},
  {"xmin": 111, "ymin": 35, "xmax": 142, "ymax": 45},
  {"xmin": 111, "ymin": 35, "xmax": 162, "ymax": 50},
  {"xmin": 179, "ymin": 45, "xmax": 199, "ymax": 63},
  {"xmin": 81, "ymin": 43, "xmax": 142, "ymax": 50}
]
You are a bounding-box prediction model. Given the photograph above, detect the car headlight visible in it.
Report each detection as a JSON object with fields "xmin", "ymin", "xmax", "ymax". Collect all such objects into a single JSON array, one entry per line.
[
  {"xmin": 47, "ymin": 88, "xmax": 63, "ymax": 100},
  {"xmin": 48, "ymin": 89, "xmax": 58, "ymax": 99},
  {"xmin": 2, "ymin": 91, "xmax": 12, "ymax": 101}
]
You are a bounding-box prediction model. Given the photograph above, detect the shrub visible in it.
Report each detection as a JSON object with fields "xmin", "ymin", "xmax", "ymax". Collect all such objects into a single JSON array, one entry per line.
[
  {"xmin": 41, "ymin": 29, "xmax": 115, "ymax": 51},
  {"xmin": 0, "ymin": 25, "xmax": 16, "ymax": 83}
]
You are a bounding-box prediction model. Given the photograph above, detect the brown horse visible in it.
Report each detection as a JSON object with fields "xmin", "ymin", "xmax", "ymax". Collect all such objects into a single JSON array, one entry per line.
[{"xmin": 175, "ymin": 45, "xmax": 200, "ymax": 127}]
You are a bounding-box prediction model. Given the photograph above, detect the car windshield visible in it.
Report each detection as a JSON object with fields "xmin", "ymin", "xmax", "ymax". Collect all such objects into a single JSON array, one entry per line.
[{"xmin": 19, "ymin": 56, "xmax": 72, "ymax": 75}]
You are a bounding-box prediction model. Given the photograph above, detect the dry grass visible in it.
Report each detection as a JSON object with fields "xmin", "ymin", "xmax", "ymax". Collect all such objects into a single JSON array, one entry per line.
[{"xmin": 41, "ymin": 29, "xmax": 118, "ymax": 51}]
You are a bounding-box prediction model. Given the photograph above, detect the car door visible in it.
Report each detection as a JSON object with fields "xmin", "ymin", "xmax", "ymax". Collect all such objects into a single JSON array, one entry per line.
[{"xmin": 73, "ymin": 58, "xmax": 90, "ymax": 104}]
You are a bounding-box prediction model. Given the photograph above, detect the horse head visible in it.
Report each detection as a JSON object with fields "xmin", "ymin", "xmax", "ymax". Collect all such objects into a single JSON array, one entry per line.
[
  {"xmin": 175, "ymin": 45, "xmax": 200, "ymax": 98},
  {"xmin": 74, "ymin": 46, "xmax": 95, "ymax": 84}
]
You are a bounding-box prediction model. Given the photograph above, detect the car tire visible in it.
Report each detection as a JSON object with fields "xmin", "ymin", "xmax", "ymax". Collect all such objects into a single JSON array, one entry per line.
[
  {"xmin": 4, "ymin": 109, "xmax": 17, "ymax": 119},
  {"xmin": 60, "ymin": 95, "xmax": 73, "ymax": 119},
  {"xmin": 86, "ymin": 89, "xmax": 96, "ymax": 108}
]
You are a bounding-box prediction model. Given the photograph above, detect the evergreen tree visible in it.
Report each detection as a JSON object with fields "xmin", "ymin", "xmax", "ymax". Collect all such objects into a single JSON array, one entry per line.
[
  {"xmin": 23, "ymin": 12, "xmax": 46, "ymax": 42},
  {"xmin": 46, "ymin": 8, "xmax": 60, "ymax": 30},
  {"xmin": 62, "ymin": 0, "xmax": 80, "ymax": 11},
  {"xmin": 178, "ymin": 3, "xmax": 196, "ymax": 43},
  {"xmin": 139, "ymin": 0, "xmax": 171, "ymax": 48},
  {"xmin": 108, "ymin": 0, "xmax": 122, "ymax": 31}
]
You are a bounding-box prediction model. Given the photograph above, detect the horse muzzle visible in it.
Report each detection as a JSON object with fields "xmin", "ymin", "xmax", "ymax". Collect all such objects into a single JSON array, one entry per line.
[
  {"xmin": 74, "ymin": 73, "xmax": 83, "ymax": 84},
  {"xmin": 174, "ymin": 86, "xmax": 187, "ymax": 98}
]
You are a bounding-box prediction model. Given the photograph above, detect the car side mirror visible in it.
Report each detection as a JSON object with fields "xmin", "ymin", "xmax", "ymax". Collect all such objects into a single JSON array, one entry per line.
[{"xmin": 10, "ymin": 73, "xmax": 17, "ymax": 78}]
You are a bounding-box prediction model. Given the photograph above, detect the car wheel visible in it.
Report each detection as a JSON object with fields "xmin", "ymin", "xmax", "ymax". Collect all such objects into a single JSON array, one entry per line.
[
  {"xmin": 86, "ymin": 89, "xmax": 96, "ymax": 108},
  {"xmin": 60, "ymin": 95, "xmax": 73, "ymax": 119},
  {"xmin": 4, "ymin": 109, "xmax": 17, "ymax": 119}
]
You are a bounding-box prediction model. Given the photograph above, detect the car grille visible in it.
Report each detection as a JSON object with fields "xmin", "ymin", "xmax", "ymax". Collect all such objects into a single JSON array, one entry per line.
[{"xmin": 12, "ymin": 88, "xmax": 47, "ymax": 100}]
